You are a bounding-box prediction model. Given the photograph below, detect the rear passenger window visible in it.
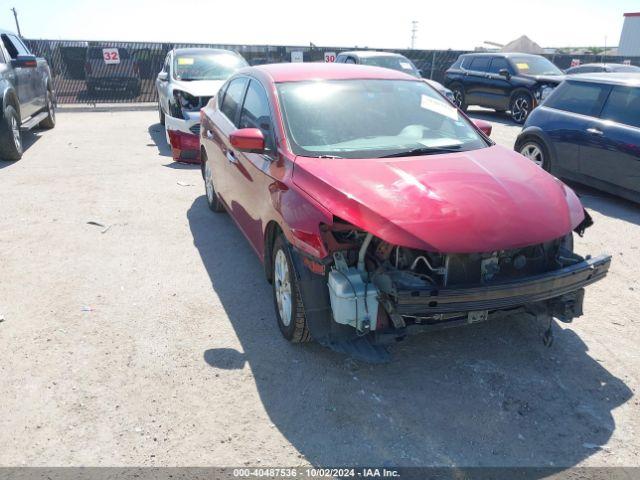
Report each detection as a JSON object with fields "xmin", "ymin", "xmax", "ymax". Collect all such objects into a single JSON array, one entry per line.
[
  {"xmin": 220, "ymin": 77, "xmax": 247, "ymax": 126},
  {"xmin": 1, "ymin": 34, "xmax": 29, "ymax": 59},
  {"xmin": 600, "ymin": 86, "xmax": 640, "ymax": 128},
  {"xmin": 488, "ymin": 57, "xmax": 510, "ymax": 74},
  {"xmin": 545, "ymin": 82, "xmax": 610, "ymax": 116},
  {"xmin": 239, "ymin": 80, "xmax": 274, "ymax": 151},
  {"xmin": 469, "ymin": 57, "xmax": 491, "ymax": 72}
]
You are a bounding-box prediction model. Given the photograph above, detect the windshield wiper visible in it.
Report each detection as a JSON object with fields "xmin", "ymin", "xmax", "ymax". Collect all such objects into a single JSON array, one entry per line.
[{"xmin": 379, "ymin": 146, "xmax": 462, "ymax": 158}]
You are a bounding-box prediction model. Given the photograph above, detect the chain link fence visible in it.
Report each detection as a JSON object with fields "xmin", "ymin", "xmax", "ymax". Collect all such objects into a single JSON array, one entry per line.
[{"xmin": 22, "ymin": 38, "xmax": 640, "ymax": 104}]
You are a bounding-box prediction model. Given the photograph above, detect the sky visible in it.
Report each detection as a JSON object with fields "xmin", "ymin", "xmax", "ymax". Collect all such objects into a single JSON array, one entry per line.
[{"xmin": 0, "ymin": 0, "xmax": 636, "ymax": 50}]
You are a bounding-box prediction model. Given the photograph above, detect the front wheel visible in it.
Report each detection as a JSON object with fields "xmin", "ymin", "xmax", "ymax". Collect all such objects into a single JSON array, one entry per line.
[
  {"xmin": 450, "ymin": 84, "xmax": 467, "ymax": 111},
  {"xmin": 0, "ymin": 105, "xmax": 23, "ymax": 161},
  {"xmin": 510, "ymin": 92, "xmax": 533, "ymax": 124},
  {"xmin": 158, "ymin": 100, "xmax": 165, "ymax": 126},
  {"xmin": 272, "ymin": 235, "xmax": 311, "ymax": 343},
  {"xmin": 519, "ymin": 139, "xmax": 549, "ymax": 171}
]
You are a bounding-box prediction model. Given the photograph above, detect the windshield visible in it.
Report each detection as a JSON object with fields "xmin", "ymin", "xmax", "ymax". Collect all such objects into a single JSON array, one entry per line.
[
  {"xmin": 510, "ymin": 56, "xmax": 562, "ymax": 76},
  {"xmin": 359, "ymin": 56, "xmax": 420, "ymax": 77},
  {"xmin": 173, "ymin": 52, "xmax": 248, "ymax": 81},
  {"xmin": 277, "ymin": 79, "xmax": 488, "ymax": 159}
]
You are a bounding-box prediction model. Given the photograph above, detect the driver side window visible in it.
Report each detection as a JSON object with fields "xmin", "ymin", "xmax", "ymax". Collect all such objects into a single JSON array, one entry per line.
[{"xmin": 239, "ymin": 80, "xmax": 275, "ymax": 152}]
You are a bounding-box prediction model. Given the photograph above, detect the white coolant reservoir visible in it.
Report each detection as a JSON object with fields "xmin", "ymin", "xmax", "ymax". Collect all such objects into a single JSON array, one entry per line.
[{"xmin": 327, "ymin": 252, "xmax": 379, "ymax": 333}]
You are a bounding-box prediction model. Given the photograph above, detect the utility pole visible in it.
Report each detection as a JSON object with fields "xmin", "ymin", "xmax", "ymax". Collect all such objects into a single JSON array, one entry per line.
[
  {"xmin": 411, "ymin": 20, "xmax": 418, "ymax": 49},
  {"xmin": 11, "ymin": 8, "xmax": 22, "ymax": 37}
]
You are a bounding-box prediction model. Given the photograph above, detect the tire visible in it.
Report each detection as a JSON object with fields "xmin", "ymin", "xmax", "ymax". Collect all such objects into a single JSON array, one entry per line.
[
  {"xmin": 450, "ymin": 83, "xmax": 467, "ymax": 111},
  {"xmin": 202, "ymin": 150, "xmax": 225, "ymax": 212},
  {"xmin": 158, "ymin": 101, "xmax": 165, "ymax": 126},
  {"xmin": 518, "ymin": 138, "xmax": 550, "ymax": 171},
  {"xmin": 272, "ymin": 234, "xmax": 311, "ymax": 343},
  {"xmin": 39, "ymin": 91, "xmax": 56, "ymax": 129},
  {"xmin": 510, "ymin": 92, "xmax": 533, "ymax": 124},
  {"xmin": 0, "ymin": 105, "xmax": 23, "ymax": 161}
]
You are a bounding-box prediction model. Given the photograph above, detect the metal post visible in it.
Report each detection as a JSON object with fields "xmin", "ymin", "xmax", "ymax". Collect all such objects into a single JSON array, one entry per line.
[
  {"xmin": 411, "ymin": 21, "xmax": 418, "ymax": 49},
  {"xmin": 11, "ymin": 8, "xmax": 22, "ymax": 37}
]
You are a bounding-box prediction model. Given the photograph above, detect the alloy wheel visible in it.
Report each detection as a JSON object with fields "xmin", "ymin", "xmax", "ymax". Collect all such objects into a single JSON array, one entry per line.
[
  {"xmin": 48, "ymin": 94, "xmax": 56, "ymax": 124},
  {"xmin": 452, "ymin": 89, "xmax": 464, "ymax": 109},
  {"xmin": 274, "ymin": 249, "xmax": 292, "ymax": 327},
  {"xmin": 520, "ymin": 143, "xmax": 544, "ymax": 167},
  {"xmin": 11, "ymin": 114, "xmax": 20, "ymax": 150},
  {"xmin": 204, "ymin": 159, "xmax": 214, "ymax": 203},
  {"xmin": 511, "ymin": 96, "xmax": 531, "ymax": 123}
]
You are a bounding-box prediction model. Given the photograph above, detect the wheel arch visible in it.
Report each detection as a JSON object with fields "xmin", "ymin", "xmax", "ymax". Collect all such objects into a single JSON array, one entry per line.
[
  {"xmin": 2, "ymin": 87, "xmax": 20, "ymax": 120},
  {"xmin": 509, "ymin": 87, "xmax": 535, "ymax": 107},
  {"xmin": 263, "ymin": 220, "xmax": 283, "ymax": 283}
]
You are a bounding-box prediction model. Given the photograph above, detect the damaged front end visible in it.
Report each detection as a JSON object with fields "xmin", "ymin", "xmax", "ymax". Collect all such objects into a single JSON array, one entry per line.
[{"xmin": 294, "ymin": 215, "xmax": 611, "ymax": 357}]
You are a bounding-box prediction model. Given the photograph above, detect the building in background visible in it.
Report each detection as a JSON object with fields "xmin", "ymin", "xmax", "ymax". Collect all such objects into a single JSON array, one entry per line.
[{"xmin": 619, "ymin": 12, "xmax": 640, "ymax": 56}]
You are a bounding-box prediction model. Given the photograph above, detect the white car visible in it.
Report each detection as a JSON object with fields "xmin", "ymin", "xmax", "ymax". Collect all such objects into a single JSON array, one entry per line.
[{"xmin": 156, "ymin": 48, "xmax": 248, "ymax": 162}]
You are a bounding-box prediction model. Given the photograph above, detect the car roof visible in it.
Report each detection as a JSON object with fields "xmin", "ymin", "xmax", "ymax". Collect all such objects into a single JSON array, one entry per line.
[
  {"xmin": 461, "ymin": 52, "xmax": 542, "ymax": 58},
  {"xmin": 566, "ymin": 72, "xmax": 640, "ymax": 86},
  {"xmin": 249, "ymin": 63, "xmax": 418, "ymax": 82},
  {"xmin": 172, "ymin": 47, "xmax": 239, "ymax": 56},
  {"xmin": 338, "ymin": 50, "xmax": 405, "ymax": 59}
]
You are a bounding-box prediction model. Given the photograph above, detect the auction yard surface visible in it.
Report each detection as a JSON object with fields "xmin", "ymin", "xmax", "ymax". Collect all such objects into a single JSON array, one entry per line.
[{"xmin": 0, "ymin": 109, "xmax": 638, "ymax": 467}]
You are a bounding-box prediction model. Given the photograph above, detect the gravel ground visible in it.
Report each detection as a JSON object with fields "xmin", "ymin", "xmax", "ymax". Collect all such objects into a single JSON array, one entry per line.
[{"xmin": 0, "ymin": 109, "xmax": 638, "ymax": 468}]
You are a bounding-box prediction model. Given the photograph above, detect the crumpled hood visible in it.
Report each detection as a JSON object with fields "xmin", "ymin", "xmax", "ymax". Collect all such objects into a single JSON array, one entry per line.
[
  {"xmin": 171, "ymin": 79, "xmax": 226, "ymax": 97},
  {"xmin": 523, "ymin": 74, "xmax": 565, "ymax": 85},
  {"xmin": 293, "ymin": 145, "xmax": 584, "ymax": 253}
]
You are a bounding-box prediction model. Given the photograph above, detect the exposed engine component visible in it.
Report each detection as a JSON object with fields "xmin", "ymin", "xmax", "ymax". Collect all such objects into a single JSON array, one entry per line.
[
  {"xmin": 322, "ymin": 220, "xmax": 603, "ymax": 340},
  {"xmin": 327, "ymin": 252, "xmax": 379, "ymax": 334}
]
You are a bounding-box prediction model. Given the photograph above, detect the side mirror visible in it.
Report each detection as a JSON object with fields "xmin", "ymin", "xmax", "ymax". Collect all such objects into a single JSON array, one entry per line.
[
  {"xmin": 472, "ymin": 119, "xmax": 492, "ymax": 137},
  {"xmin": 11, "ymin": 54, "xmax": 37, "ymax": 68},
  {"xmin": 157, "ymin": 71, "xmax": 169, "ymax": 82},
  {"xmin": 230, "ymin": 128, "xmax": 265, "ymax": 153},
  {"xmin": 499, "ymin": 68, "xmax": 511, "ymax": 79}
]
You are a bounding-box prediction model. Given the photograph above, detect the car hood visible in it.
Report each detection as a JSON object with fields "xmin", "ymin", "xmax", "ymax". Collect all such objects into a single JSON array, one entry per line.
[
  {"xmin": 292, "ymin": 145, "xmax": 584, "ymax": 253},
  {"xmin": 522, "ymin": 74, "xmax": 565, "ymax": 84},
  {"xmin": 171, "ymin": 79, "xmax": 226, "ymax": 97}
]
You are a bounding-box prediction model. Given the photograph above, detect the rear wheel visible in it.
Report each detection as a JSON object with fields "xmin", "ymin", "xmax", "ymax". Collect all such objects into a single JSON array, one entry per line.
[
  {"xmin": 158, "ymin": 100, "xmax": 165, "ymax": 126},
  {"xmin": 0, "ymin": 105, "xmax": 23, "ymax": 161},
  {"xmin": 39, "ymin": 91, "xmax": 56, "ymax": 129},
  {"xmin": 272, "ymin": 234, "xmax": 311, "ymax": 343},
  {"xmin": 450, "ymin": 84, "xmax": 467, "ymax": 111},
  {"xmin": 202, "ymin": 151, "xmax": 225, "ymax": 212}
]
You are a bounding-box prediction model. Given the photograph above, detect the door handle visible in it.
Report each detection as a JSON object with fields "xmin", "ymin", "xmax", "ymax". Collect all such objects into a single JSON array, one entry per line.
[
  {"xmin": 226, "ymin": 150, "xmax": 238, "ymax": 164},
  {"xmin": 587, "ymin": 128, "xmax": 603, "ymax": 136}
]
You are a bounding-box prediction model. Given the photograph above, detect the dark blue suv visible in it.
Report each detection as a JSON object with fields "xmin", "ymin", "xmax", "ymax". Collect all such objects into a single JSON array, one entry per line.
[
  {"xmin": 445, "ymin": 53, "xmax": 564, "ymax": 124},
  {"xmin": 515, "ymin": 73, "xmax": 640, "ymax": 203}
]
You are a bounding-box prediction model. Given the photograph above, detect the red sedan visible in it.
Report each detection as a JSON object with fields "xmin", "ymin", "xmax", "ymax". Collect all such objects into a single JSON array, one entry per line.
[{"xmin": 199, "ymin": 63, "xmax": 610, "ymax": 359}]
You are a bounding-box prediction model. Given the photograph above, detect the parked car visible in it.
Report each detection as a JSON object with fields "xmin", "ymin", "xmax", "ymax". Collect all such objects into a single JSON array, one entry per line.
[
  {"xmin": 85, "ymin": 46, "xmax": 141, "ymax": 96},
  {"xmin": 565, "ymin": 63, "xmax": 640, "ymax": 74},
  {"xmin": 199, "ymin": 63, "xmax": 610, "ymax": 359},
  {"xmin": 445, "ymin": 53, "xmax": 564, "ymax": 123},
  {"xmin": 156, "ymin": 48, "xmax": 247, "ymax": 163},
  {"xmin": 515, "ymin": 73, "xmax": 640, "ymax": 204},
  {"xmin": 335, "ymin": 51, "xmax": 454, "ymax": 102},
  {"xmin": 0, "ymin": 29, "xmax": 56, "ymax": 161}
]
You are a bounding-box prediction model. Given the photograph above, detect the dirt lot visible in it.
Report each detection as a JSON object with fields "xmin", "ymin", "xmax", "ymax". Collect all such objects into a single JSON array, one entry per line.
[{"xmin": 0, "ymin": 109, "xmax": 638, "ymax": 469}]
